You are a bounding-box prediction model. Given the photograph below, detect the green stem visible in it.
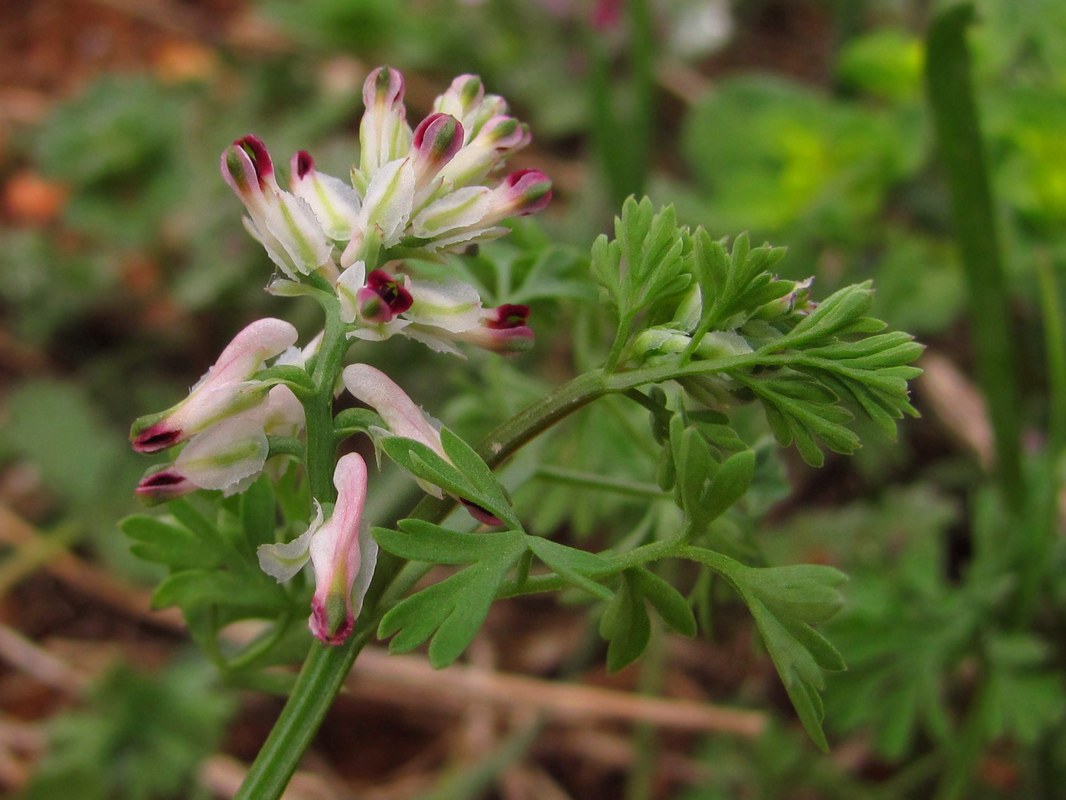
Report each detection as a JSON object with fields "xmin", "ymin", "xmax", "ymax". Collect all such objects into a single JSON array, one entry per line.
[
  {"xmin": 233, "ymin": 612, "xmax": 377, "ymax": 799},
  {"xmin": 932, "ymin": 675, "xmax": 993, "ymax": 800},
  {"xmin": 604, "ymin": 313, "xmax": 635, "ymax": 373},
  {"xmin": 477, "ymin": 369, "xmax": 611, "ymax": 467},
  {"xmin": 1036, "ymin": 253, "xmax": 1066, "ymax": 457},
  {"xmin": 534, "ymin": 466, "xmax": 669, "ymax": 500},
  {"xmin": 304, "ymin": 299, "xmax": 349, "ymax": 503},
  {"xmin": 926, "ymin": 3, "xmax": 1023, "ymax": 509}
]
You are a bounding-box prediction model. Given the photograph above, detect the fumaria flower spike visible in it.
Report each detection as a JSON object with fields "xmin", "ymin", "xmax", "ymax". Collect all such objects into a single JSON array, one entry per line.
[{"xmin": 131, "ymin": 67, "xmax": 548, "ymax": 652}]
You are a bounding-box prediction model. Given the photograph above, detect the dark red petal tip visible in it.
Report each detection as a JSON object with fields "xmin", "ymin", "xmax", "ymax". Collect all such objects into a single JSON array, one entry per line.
[
  {"xmin": 295, "ymin": 151, "xmax": 314, "ymax": 180},
  {"xmin": 366, "ymin": 269, "xmax": 414, "ymax": 315},
  {"xmin": 131, "ymin": 424, "xmax": 184, "ymax": 454},
  {"xmin": 461, "ymin": 498, "xmax": 503, "ymax": 527},
  {"xmin": 487, "ymin": 304, "xmax": 530, "ymax": 330},
  {"xmin": 235, "ymin": 135, "xmax": 274, "ymax": 184}
]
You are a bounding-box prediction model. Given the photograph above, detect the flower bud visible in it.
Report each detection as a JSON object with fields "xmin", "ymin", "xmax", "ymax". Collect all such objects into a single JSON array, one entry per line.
[
  {"xmin": 491, "ymin": 169, "xmax": 553, "ymax": 218},
  {"xmin": 435, "ymin": 116, "xmax": 531, "ymax": 189},
  {"xmin": 342, "ymin": 364, "xmax": 446, "ymax": 470},
  {"xmin": 634, "ymin": 327, "xmax": 753, "ymax": 363},
  {"xmin": 131, "ymin": 318, "xmax": 297, "ymax": 453},
  {"xmin": 289, "ymin": 150, "xmax": 361, "ymax": 241},
  {"xmin": 412, "ymin": 114, "xmax": 465, "ymax": 171},
  {"xmin": 344, "ymin": 157, "xmax": 415, "ymax": 261},
  {"xmin": 410, "ymin": 113, "xmax": 465, "ymax": 205},
  {"xmin": 134, "ymin": 469, "xmax": 194, "ymax": 505},
  {"xmin": 751, "ymin": 277, "xmax": 815, "ymax": 320},
  {"xmin": 308, "ymin": 453, "xmax": 374, "ymax": 645},
  {"xmin": 221, "ymin": 136, "xmax": 334, "ymax": 278},
  {"xmin": 223, "ymin": 135, "xmax": 274, "ymax": 200},
  {"xmin": 342, "ymin": 364, "xmax": 503, "ymax": 525},
  {"xmin": 135, "ymin": 411, "xmax": 270, "ymax": 502},
  {"xmin": 358, "ymin": 66, "xmax": 412, "ymax": 182},
  {"xmin": 433, "ymin": 74, "xmax": 485, "ymax": 131},
  {"xmin": 442, "ymin": 304, "xmax": 534, "ymax": 355}
]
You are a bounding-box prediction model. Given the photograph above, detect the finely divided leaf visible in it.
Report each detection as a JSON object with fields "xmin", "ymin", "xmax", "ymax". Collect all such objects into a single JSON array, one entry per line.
[
  {"xmin": 701, "ymin": 448, "xmax": 756, "ymax": 524},
  {"xmin": 121, "ymin": 515, "xmax": 223, "ymax": 570},
  {"xmin": 629, "ymin": 567, "xmax": 698, "ymax": 637},
  {"xmin": 439, "ymin": 427, "xmax": 520, "ymax": 528},
  {"xmin": 739, "ymin": 373, "xmax": 859, "ymax": 466},
  {"xmin": 377, "ymin": 529, "xmax": 528, "ymax": 668},
  {"xmin": 381, "ymin": 433, "xmax": 520, "ymax": 529},
  {"xmin": 152, "ymin": 568, "xmax": 288, "ymax": 615},
  {"xmin": 688, "ymin": 548, "xmax": 847, "ymax": 750},
  {"xmin": 527, "ymin": 536, "xmax": 613, "ymax": 600},
  {"xmin": 590, "ymin": 197, "xmax": 691, "ymax": 330},
  {"xmin": 599, "ymin": 570, "xmax": 652, "ymax": 672},
  {"xmin": 374, "ymin": 521, "xmax": 502, "ymax": 564},
  {"xmin": 691, "ymin": 230, "xmax": 788, "ymax": 334}
]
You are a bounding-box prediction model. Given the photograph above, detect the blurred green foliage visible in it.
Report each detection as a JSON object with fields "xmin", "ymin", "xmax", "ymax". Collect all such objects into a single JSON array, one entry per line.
[
  {"xmin": 1, "ymin": 0, "xmax": 1064, "ymax": 796},
  {"xmin": 22, "ymin": 660, "xmax": 235, "ymax": 800}
]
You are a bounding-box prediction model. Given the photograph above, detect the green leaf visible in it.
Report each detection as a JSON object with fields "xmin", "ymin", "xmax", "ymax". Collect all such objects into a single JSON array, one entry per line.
[
  {"xmin": 2, "ymin": 380, "xmax": 126, "ymax": 511},
  {"xmin": 381, "ymin": 432, "xmax": 520, "ymax": 530},
  {"xmin": 240, "ymin": 477, "xmax": 277, "ymax": 549},
  {"xmin": 374, "ymin": 521, "xmax": 496, "ymax": 564},
  {"xmin": 690, "ymin": 229, "xmax": 788, "ymax": 335},
  {"xmin": 152, "ymin": 568, "xmax": 287, "ymax": 615},
  {"xmin": 672, "ymin": 421, "xmax": 714, "ymax": 529},
  {"xmin": 686, "ymin": 548, "xmax": 847, "ymax": 750},
  {"xmin": 439, "ymin": 427, "xmax": 520, "ymax": 528},
  {"xmin": 378, "ymin": 530, "xmax": 528, "ymax": 668},
  {"xmin": 526, "ymin": 536, "xmax": 613, "ymax": 600},
  {"xmin": 985, "ymin": 633, "xmax": 1066, "ymax": 744},
  {"xmin": 255, "ymin": 364, "xmax": 315, "ymax": 394},
  {"xmin": 740, "ymin": 373, "xmax": 859, "ymax": 466},
  {"xmin": 735, "ymin": 563, "xmax": 849, "ymax": 626},
  {"xmin": 745, "ymin": 595, "xmax": 834, "ymax": 750},
  {"xmin": 333, "ymin": 407, "xmax": 381, "ymax": 435},
  {"xmin": 590, "ymin": 197, "xmax": 691, "ymax": 336},
  {"xmin": 23, "ymin": 660, "xmax": 234, "ymax": 800},
  {"xmin": 166, "ymin": 499, "xmax": 217, "ymax": 541},
  {"xmin": 599, "ymin": 570, "xmax": 652, "ymax": 672},
  {"xmin": 629, "ymin": 567, "xmax": 697, "ymax": 637},
  {"xmin": 701, "ymin": 449, "xmax": 756, "ymax": 524},
  {"xmin": 121, "ymin": 515, "xmax": 223, "ymax": 570},
  {"xmin": 768, "ymin": 283, "xmax": 876, "ymax": 351}
]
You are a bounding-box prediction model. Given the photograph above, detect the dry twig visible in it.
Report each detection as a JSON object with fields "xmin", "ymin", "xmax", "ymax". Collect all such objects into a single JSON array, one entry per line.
[{"xmin": 347, "ymin": 647, "xmax": 766, "ymax": 738}]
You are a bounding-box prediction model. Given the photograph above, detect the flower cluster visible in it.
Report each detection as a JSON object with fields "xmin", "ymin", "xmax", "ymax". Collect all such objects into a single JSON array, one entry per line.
[
  {"xmin": 221, "ymin": 66, "xmax": 549, "ymax": 356},
  {"xmin": 131, "ymin": 67, "xmax": 550, "ymax": 645}
]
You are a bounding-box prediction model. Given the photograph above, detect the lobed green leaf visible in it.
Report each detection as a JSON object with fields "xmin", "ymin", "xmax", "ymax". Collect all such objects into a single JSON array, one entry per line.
[{"xmin": 377, "ymin": 530, "xmax": 528, "ymax": 668}]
